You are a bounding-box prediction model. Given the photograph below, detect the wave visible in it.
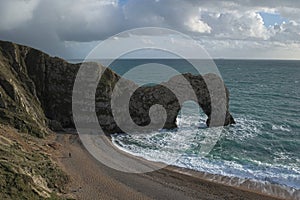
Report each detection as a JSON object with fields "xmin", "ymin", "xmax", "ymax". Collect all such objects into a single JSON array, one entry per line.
[
  {"xmin": 111, "ymin": 113, "xmax": 300, "ymax": 198},
  {"xmin": 272, "ymin": 124, "xmax": 292, "ymax": 132}
]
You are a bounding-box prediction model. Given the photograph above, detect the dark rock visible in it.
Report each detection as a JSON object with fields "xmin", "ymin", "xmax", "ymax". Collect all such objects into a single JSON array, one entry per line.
[
  {"xmin": 0, "ymin": 78, "xmax": 15, "ymax": 100},
  {"xmin": 0, "ymin": 92, "xmax": 5, "ymax": 108},
  {"xmin": 48, "ymin": 120, "xmax": 64, "ymax": 132},
  {"xmin": 128, "ymin": 73, "xmax": 235, "ymax": 129},
  {"xmin": 0, "ymin": 41, "xmax": 48, "ymax": 137},
  {"xmin": 0, "ymin": 40, "xmax": 235, "ymax": 137}
]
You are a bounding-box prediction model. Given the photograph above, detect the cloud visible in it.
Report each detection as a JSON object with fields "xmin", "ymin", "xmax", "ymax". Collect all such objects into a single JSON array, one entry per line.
[
  {"xmin": 200, "ymin": 9, "xmax": 270, "ymax": 40},
  {"xmin": 54, "ymin": 0, "xmax": 124, "ymax": 41},
  {"xmin": 0, "ymin": 0, "xmax": 299, "ymax": 59},
  {"xmin": 269, "ymin": 20, "xmax": 300, "ymax": 42},
  {"xmin": 0, "ymin": 0, "xmax": 40, "ymax": 31},
  {"xmin": 184, "ymin": 16, "xmax": 212, "ymax": 33}
]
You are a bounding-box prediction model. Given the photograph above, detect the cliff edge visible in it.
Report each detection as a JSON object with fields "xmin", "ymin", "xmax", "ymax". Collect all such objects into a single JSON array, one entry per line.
[{"xmin": 0, "ymin": 40, "xmax": 234, "ymax": 137}]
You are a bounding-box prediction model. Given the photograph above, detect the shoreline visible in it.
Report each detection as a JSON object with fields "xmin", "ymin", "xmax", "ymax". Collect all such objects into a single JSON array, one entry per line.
[
  {"xmin": 52, "ymin": 132, "xmax": 299, "ymax": 200},
  {"xmin": 165, "ymin": 166, "xmax": 298, "ymax": 200},
  {"xmin": 110, "ymin": 132, "xmax": 299, "ymax": 199}
]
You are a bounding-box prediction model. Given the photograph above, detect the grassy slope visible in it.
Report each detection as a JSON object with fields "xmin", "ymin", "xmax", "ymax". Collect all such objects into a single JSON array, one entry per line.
[{"xmin": 0, "ymin": 124, "xmax": 71, "ymax": 200}]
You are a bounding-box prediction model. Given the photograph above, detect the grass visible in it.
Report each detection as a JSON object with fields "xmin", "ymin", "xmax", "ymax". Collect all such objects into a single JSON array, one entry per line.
[{"xmin": 0, "ymin": 125, "xmax": 71, "ymax": 200}]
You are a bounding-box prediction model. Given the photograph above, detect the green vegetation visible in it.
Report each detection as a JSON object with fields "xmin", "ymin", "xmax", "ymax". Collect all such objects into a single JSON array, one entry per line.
[{"xmin": 0, "ymin": 126, "xmax": 70, "ymax": 200}]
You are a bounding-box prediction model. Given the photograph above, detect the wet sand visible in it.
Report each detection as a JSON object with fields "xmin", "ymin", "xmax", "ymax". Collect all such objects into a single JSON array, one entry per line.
[{"xmin": 53, "ymin": 133, "xmax": 288, "ymax": 200}]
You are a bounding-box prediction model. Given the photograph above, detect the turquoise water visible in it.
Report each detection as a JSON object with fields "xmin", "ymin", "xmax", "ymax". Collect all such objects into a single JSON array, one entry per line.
[
  {"xmin": 70, "ymin": 58, "xmax": 300, "ymax": 192},
  {"xmin": 215, "ymin": 60, "xmax": 300, "ymax": 189},
  {"xmin": 106, "ymin": 59, "xmax": 300, "ymax": 191}
]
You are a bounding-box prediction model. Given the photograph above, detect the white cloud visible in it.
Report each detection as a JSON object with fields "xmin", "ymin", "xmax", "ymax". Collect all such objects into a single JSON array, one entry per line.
[
  {"xmin": 267, "ymin": 20, "xmax": 300, "ymax": 43},
  {"xmin": 185, "ymin": 17, "xmax": 212, "ymax": 33},
  {"xmin": 200, "ymin": 10, "xmax": 270, "ymax": 40},
  {"xmin": 0, "ymin": 0, "xmax": 300, "ymax": 59}
]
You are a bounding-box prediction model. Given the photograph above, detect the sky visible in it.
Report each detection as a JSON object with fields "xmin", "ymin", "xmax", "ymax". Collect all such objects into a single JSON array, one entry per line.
[{"xmin": 0, "ymin": 0, "xmax": 300, "ymax": 59}]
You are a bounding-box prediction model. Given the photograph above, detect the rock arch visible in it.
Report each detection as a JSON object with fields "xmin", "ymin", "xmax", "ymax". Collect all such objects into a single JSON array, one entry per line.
[{"xmin": 128, "ymin": 73, "xmax": 235, "ymax": 131}]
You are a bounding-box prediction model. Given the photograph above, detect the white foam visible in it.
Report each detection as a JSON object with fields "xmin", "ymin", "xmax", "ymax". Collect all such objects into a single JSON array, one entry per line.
[
  {"xmin": 272, "ymin": 124, "xmax": 291, "ymax": 132},
  {"xmin": 110, "ymin": 114, "xmax": 300, "ymax": 196}
]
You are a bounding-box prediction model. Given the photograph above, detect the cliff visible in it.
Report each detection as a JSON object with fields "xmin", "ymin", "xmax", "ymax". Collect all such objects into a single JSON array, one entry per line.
[{"xmin": 0, "ymin": 40, "xmax": 234, "ymax": 137}]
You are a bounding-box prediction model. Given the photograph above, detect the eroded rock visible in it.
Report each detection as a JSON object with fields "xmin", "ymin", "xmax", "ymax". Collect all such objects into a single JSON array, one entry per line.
[{"xmin": 0, "ymin": 40, "xmax": 235, "ymax": 136}]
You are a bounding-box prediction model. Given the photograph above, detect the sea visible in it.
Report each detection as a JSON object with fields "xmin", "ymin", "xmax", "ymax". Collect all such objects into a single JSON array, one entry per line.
[{"xmin": 72, "ymin": 59, "xmax": 300, "ymax": 196}]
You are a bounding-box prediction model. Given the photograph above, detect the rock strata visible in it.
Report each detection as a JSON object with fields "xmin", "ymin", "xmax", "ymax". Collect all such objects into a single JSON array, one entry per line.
[{"xmin": 0, "ymin": 40, "xmax": 234, "ymax": 136}]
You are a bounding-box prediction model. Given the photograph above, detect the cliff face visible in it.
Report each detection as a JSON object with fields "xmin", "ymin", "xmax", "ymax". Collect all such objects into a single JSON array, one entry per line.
[
  {"xmin": 0, "ymin": 41, "xmax": 48, "ymax": 137},
  {"xmin": 0, "ymin": 40, "xmax": 234, "ymax": 136}
]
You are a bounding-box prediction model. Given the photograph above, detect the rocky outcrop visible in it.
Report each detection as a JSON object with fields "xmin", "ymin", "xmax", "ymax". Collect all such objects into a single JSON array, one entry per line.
[
  {"xmin": 128, "ymin": 73, "xmax": 235, "ymax": 131},
  {"xmin": 0, "ymin": 42, "xmax": 48, "ymax": 137},
  {"xmin": 0, "ymin": 40, "xmax": 234, "ymax": 136}
]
